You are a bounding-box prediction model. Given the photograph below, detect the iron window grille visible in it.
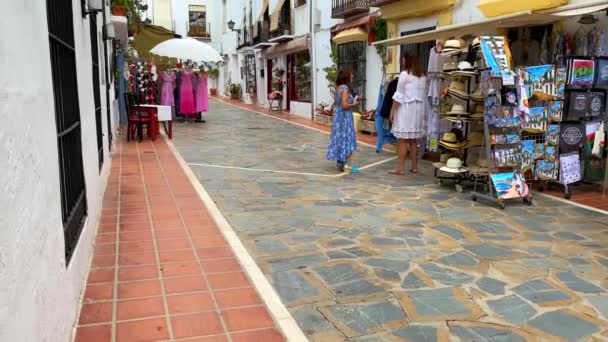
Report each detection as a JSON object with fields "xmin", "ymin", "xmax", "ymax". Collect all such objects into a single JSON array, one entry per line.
[
  {"xmin": 399, "ymin": 27, "xmax": 436, "ymax": 73},
  {"xmin": 337, "ymin": 41, "xmax": 367, "ymax": 109},
  {"xmin": 90, "ymin": 14, "xmax": 104, "ymax": 170},
  {"xmin": 47, "ymin": 0, "xmax": 88, "ymax": 264}
]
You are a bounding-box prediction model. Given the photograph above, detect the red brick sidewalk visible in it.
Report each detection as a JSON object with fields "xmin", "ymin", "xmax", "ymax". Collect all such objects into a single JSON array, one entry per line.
[{"xmin": 75, "ymin": 137, "xmax": 285, "ymax": 342}]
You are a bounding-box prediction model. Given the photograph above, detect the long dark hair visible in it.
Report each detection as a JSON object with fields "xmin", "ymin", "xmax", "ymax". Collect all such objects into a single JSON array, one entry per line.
[
  {"xmin": 336, "ymin": 69, "xmax": 352, "ymax": 86},
  {"xmin": 403, "ymin": 55, "xmax": 425, "ymax": 77}
]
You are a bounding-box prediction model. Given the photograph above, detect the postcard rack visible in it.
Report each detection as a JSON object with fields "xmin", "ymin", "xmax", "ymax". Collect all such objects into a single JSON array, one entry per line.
[{"xmin": 471, "ymin": 77, "xmax": 533, "ymax": 210}]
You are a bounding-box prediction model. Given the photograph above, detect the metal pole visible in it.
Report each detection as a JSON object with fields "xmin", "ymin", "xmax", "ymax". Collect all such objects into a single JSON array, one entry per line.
[{"xmin": 310, "ymin": 0, "xmax": 317, "ymax": 121}]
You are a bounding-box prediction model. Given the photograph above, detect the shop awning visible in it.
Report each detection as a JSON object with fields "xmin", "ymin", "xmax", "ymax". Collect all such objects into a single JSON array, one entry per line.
[
  {"xmin": 270, "ymin": 0, "xmax": 286, "ymax": 32},
  {"xmin": 378, "ymin": 0, "xmax": 456, "ymax": 21},
  {"xmin": 332, "ymin": 28, "xmax": 368, "ymax": 45},
  {"xmin": 255, "ymin": 0, "xmax": 269, "ymax": 23},
  {"xmin": 331, "ymin": 15, "xmax": 375, "ymax": 33},
  {"xmin": 372, "ymin": 11, "xmax": 559, "ymax": 46},
  {"xmin": 262, "ymin": 36, "xmax": 310, "ymax": 59},
  {"xmin": 477, "ymin": 0, "xmax": 566, "ymax": 18},
  {"xmin": 540, "ymin": 0, "xmax": 608, "ymax": 16},
  {"xmin": 111, "ymin": 15, "xmax": 128, "ymax": 50}
]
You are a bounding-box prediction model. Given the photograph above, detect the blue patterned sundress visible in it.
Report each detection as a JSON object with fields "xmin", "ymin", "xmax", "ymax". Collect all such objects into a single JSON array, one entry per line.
[{"xmin": 327, "ymin": 85, "xmax": 357, "ymax": 162}]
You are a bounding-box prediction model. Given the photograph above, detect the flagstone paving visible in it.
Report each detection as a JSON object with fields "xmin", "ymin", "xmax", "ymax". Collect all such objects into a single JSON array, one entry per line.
[{"xmin": 172, "ymin": 101, "xmax": 608, "ymax": 341}]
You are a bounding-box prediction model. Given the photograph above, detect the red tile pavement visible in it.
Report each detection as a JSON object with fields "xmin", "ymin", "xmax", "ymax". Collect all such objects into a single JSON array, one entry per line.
[
  {"xmin": 536, "ymin": 182, "xmax": 608, "ymax": 212},
  {"xmin": 74, "ymin": 137, "xmax": 285, "ymax": 342}
]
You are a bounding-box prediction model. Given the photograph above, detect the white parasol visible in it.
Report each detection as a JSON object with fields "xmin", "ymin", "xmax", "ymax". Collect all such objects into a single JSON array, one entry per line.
[{"xmin": 149, "ymin": 38, "xmax": 222, "ymax": 63}]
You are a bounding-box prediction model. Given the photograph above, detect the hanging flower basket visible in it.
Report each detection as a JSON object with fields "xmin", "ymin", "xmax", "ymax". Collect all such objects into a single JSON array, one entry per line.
[{"xmin": 111, "ymin": 5, "xmax": 127, "ymax": 16}]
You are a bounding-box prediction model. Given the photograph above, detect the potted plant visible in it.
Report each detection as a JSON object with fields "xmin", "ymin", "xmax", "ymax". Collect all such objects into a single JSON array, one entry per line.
[
  {"xmin": 229, "ymin": 83, "xmax": 241, "ymax": 100},
  {"xmin": 111, "ymin": 0, "xmax": 128, "ymax": 16},
  {"xmin": 208, "ymin": 69, "xmax": 219, "ymax": 96}
]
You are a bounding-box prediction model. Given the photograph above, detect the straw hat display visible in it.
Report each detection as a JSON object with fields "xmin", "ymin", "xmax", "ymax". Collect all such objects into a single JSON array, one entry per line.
[
  {"xmin": 432, "ymin": 153, "xmax": 453, "ymax": 169},
  {"xmin": 451, "ymin": 61, "xmax": 477, "ymax": 77},
  {"xmin": 470, "ymin": 103, "xmax": 485, "ymax": 119},
  {"xmin": 470, "ymin": 85, "xmax": 484, "ymax": 101},
  {"xmin": 442, "ymin": 62, "xmax": 458, "ymax": 72},
  {"xmin": 438, "ymin": 132, "xmax": 467, "ymax": 149},
  {"xmin": 464, "ymin": 131, "xmax": 485, "ymax": 148},
  {"xmin": 446, "ymin": 104, "xmax": 469, "ymax": 116},
  {"xmin": 442, "ymin": 39, "xmax": 464, "ymax": 55},
  {"xmin": 447, "ymin": 80, "xmax": 470, "ymax": 99},
  {"xmin": 440, "ymin": 158, "xmax": 468, "ymax": 174},
  {"xmin": 470, "ymin": 159, "xmax": 489, "ymax": 175}
]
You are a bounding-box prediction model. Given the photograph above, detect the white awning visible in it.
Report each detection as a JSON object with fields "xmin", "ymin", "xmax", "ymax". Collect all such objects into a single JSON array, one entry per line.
[
  {"xmin": 373, "ymin": 11, "xmax": 559, "ymax": 46},
  {"xmin": 374, "ymin": 0, "xmax": 608, "ymax": 46},
  {"xmin": 541, "ymin": 0, "xmax": 608, "ymax": 16}
]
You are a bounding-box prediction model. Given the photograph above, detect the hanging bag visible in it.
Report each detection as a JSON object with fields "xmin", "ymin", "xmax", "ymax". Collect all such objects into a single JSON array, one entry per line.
[{"xmin": 592, "ymin": 121, "xmax": 605, "ymax": 158}]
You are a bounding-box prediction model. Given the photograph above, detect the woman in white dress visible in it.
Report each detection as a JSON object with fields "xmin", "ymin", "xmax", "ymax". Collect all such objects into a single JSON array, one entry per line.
[{"xmin": 389, "ymin": 55, "xmax": 427, "ymax": 175}]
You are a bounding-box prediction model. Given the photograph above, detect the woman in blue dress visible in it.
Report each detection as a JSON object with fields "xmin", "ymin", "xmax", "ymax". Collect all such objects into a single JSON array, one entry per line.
[{"xmin": 327, "ymin": 70, "xmax": 360, "ymax": 172}]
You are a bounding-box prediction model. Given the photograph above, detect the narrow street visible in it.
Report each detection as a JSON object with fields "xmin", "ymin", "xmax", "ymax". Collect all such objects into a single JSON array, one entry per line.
[{"xmin": 163, "ymin": 100, "xmax": 608, "ymax": 341}]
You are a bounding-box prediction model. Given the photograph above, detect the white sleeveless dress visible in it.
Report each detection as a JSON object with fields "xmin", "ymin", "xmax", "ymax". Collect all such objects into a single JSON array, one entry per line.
[{"xmin": 391, "ymin": 71, "xmax": 427, "ymax": 139}]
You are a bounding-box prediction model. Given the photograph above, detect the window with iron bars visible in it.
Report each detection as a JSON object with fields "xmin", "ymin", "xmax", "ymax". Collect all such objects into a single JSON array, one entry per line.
[
  {"xmin": 47, "ymin": 0, "xmax": 88, "ymax": 264},
  {"xmin": 337, "ymin": 41, "xmax": 366, "ymax": 110},
  {"xmin": 90, "ymin": 14, "xmax": 104, "ymax": 170},
  {"xmin": 399, "ymin": 27, "xmax": 436, "ymax": 73}
]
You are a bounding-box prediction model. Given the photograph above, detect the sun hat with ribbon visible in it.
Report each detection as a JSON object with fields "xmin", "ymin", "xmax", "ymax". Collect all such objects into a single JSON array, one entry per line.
[
  {"xmin": 440, "ymin": 158, "xmax": 468, "ymax": 173},
  {"xmin": 438, "ymin": 132, "xmax": 467, "ymax": 149}
]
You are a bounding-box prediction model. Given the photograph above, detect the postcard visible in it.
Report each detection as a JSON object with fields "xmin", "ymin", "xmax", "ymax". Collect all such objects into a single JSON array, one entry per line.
[
  {"xmin": 549, "ymin": 101, "xmax": 563, "ymax": 122},
  {"xmin": 521, "ymin": 140, "xmax": 536, "ymax": 172},
  {"xmin": 546, "ymin": 124, "xmax": 560, "ymax": 146}
]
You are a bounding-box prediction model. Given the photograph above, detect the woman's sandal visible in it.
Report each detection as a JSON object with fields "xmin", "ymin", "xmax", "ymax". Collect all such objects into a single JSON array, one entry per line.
[
  {"xmin": 410, "ymin": 169, "xmax": 418, "ymax": 174},
  {"xmin": 388, "ymin": 169, "xmax": 405, "ymax": 175}
]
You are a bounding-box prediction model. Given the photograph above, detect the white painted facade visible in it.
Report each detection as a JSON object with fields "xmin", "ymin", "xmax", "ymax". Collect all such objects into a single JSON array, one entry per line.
[{"xmin": 0, "ymin": 1, "xmax": 118, "ymax": 341}]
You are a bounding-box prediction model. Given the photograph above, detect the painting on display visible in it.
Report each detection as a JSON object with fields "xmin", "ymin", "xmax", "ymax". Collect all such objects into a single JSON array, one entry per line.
[
  {"xmin": 549, "ymin": 101, "xmax": 563, "ymax": 122},
  {"xmin": 522, "ymin": 65, "xmax": 557, "ymax": 99},
  {"xmin": 535, "ymin": 160, "xmax": 558, "ymax": 180},
  {"xmin": 523, "ymin": 107, "xmax": 547, "ymax": 132},
  {"xmin": 491, "ymin": 172, "xmax": 530, "ymax": 200},
  {"xmin": 545, "ymin": 145, "xmax": 557, "ymax": 161},
  {"xmin": 521, "ymin": 140, "xmax": 536, "ymax": 172},
  {"xmin": 480, "ymin": 36, "xmax": 514, "ymax": 77}
]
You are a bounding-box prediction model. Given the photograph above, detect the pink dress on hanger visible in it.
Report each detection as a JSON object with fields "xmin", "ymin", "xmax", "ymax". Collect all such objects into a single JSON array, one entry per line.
[
  {"xmin": 159, "ymin": 71, "xmax": 176, "ymax": 106},
  {"xmin": 179, "ymin": 71, "xmax": 196, "ymax": 115},
  {"xmin": 195, "ymin": 74, "xmax": 209, "ymax": 113}
]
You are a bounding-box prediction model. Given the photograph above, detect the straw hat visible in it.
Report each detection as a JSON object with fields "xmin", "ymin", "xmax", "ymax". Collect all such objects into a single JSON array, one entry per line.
[
  {"xmin": 470, "ymin": 86, "xmax": 484, "ymax": 101},
  {"xmin": 442, "ymin": 62, "xmax": 458, "ymax": 72},
  {"xmin": 440, "ymin": 158, "xmax": 468, "ymax": 173},
  {"xmin": 472, "ymin": 37, "xmax": 481, "ymax": 48},
  {"xmin": 464, "ymin": 131, "xmax": 485, "ymax": 148},
  {"xmin": 438, "ymin": 132, "xmax": 467, "ymax": 149},
  {"xmin": 432, "ymin": 153, "xmax": 453, "ymax": 169},
  {"xmin": 448, "ymin": 80, "xmax": 470, "ymax": 99},
  {"xmin": 470, "ymin": 103, "xmax": 485, "ymax": 119},
  {"xmin": 442, "ymin": 39, "xmax": 464, "ymax": 54},
  {"xmin": 446, "ymin": 104, "xmax": 469, "ymax": 116}
]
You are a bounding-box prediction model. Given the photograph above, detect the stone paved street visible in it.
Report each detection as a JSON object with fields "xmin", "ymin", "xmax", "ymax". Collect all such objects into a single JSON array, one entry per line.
[{"xmin": 172, "ymin": 100, "xmax": 608, "ymax": 341}]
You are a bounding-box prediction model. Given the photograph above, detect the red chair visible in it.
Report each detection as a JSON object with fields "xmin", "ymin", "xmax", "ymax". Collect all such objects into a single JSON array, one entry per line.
[{"xmin": 125, "ymin": 93, "xmax": 156, "ymax": 141}]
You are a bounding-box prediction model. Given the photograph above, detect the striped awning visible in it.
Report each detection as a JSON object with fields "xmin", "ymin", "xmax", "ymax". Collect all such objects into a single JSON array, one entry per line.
[
  {"xmin": 332, "ymin": 28, "xmax": 368, "ymax": 45},
  {"xmin": 262, "ymin": 36, "xmax": 310, "ymax": 59},
  {"xmin": 270, "ymin": 0, "xmax": 286, "ymax": 32}
]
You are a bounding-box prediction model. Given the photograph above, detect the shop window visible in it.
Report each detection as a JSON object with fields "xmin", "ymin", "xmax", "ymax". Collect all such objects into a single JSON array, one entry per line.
[
  {"xmin": 400, "ymin": 27, "xmax": 435, "ymax": 73},
  {"xmin": 188, "ymin": 5, "xmax": 207, "ymax": 37},
  {"xmin": 294, "ymin": 51, "xmax": 311, "ymax": 102},
  {"xmin": 337, "ymin": 41, "xmax": 367, "ymax": 109},
  {"xmin": 47, "ymin": 0, "xmax": 88, "ymax": 265}
]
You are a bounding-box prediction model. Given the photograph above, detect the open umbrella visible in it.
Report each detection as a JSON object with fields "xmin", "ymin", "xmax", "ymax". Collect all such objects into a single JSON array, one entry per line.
[{"xmin": 149, "ymin": 38, "xmax": 222, "ymax": 63}]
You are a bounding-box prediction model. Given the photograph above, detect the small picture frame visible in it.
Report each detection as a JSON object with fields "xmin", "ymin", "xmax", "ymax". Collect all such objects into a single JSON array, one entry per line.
[{"xmin": 594, "ymin": 57, "xmax": 608, "ymax": 87}]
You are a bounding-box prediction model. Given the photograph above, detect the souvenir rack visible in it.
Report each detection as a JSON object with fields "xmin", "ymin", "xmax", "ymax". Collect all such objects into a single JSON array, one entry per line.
[{"xmin": 471, "ymin": 76, "xmax": 533, "ymax": 210}]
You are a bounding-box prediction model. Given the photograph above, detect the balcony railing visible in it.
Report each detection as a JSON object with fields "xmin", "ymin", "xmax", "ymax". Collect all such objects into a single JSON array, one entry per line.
[
  {"xmin": 332, "ymin": 0, "xmax": 370, "ymax": 19},
  {"xmin": 188, "ymin": 24, "xmax": 210, "ymax": 38},
  {"xmin": 269, "ymin": 4, "xmax": 292, "ymax": 40},
  {"xmin": 253, "ymin": 21, "xmax": 270, "ymax": 46},
  {"xmin": 369, "ymin": 0, "xmax": 400, "ymax": 6},
  {"xmin": 237, "ymin": 27, "xmax": 252, "ymax": 49}
]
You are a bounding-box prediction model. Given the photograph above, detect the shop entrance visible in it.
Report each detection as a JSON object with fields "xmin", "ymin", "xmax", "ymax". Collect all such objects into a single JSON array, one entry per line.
[
  {"xmin": 400, "ymin": 27, "xmax": 436, "ymax": 72},
  {"xmin": 337, "ymin": 41, "xmax": 367, "ymax": 109}
]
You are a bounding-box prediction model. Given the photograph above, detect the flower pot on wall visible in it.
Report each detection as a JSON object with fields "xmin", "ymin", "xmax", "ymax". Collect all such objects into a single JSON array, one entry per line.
[
  {"xmin": 111, "ymin": 5, "xmax": 127, "ymax": 16},
  {"xmin": 210, "ymin": 88, "xmax": 217, "ymax": 96},
  {"xmin": 230, "ymin": 93, "xmax": 240, "ymax": 100}
]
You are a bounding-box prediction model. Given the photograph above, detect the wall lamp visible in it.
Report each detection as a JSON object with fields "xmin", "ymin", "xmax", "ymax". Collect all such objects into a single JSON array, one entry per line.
[
  {"xmin": 82, "ymin": 0, "xmax": 103, "ymax": 17},
  {"xmin": 227, "ymin": 20, "xmax": 241, "ymax": 33}
]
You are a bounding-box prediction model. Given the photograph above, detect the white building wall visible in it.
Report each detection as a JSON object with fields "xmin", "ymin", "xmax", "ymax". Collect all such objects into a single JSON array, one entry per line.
[
  {"xmin": 172, "ymin": 0, "xmax": 207, "ymax": 37},
  {"xmin": 0, "ymin": 1, "xmax": 114, "ymax": 341}
]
